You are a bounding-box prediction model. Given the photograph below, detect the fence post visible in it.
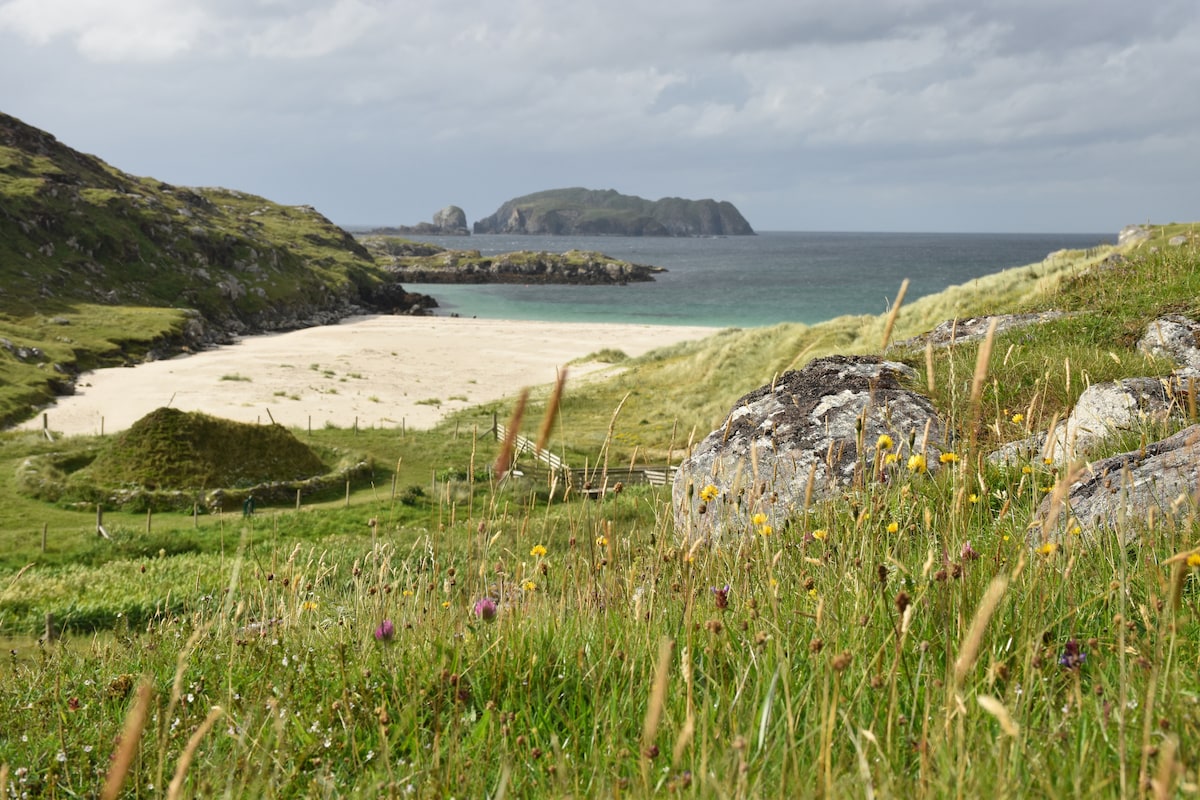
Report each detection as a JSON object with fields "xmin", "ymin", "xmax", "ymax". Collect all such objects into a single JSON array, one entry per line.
[
  {"xmin": 44, "ymin": 613, "xmax": 56, "ymax": 643},
  {"xmin": 146, "ymin": 508, "xmax": 152, "ymax": 534},
  {"xmin": 193, "ymin": 502, "xmax": 199, "ymax": 528},
  {"xmin": 345, "ymin": 479, "xmax": 350, "ymax": 508},
  {"xmin": 296, "ymin": 488, "xmax": 302, "ymax": 510},
  {"xmin": 41, "ymin": 523, "xmax": 48, "ymax": 553}
]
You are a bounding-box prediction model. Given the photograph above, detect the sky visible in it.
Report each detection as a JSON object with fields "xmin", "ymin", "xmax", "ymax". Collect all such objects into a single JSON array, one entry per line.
[{"xmin": 2, "ymin": 0, "xmax": 1198, "ymax": 234}]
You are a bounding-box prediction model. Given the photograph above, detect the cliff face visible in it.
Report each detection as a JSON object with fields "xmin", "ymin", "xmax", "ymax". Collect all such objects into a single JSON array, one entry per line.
[
  {"xmin": 0, "ymin": 111, "xmax": 432, "ymax": 336},
  {"xmin": 472, "ymin": 188, "xmax": 754, "ymax": 236}
]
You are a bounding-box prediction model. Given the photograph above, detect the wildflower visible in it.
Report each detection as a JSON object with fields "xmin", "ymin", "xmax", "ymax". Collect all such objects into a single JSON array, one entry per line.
[
  {"xmin": 1036, "ymin": 542, "xmax": 1058, "ymax": 556},
  {"xmin": 751, "ymin": 513, "xmax": 768, "ymax": 526},
  {"xmin": 530, "ymin": 544, "xmax": 547, "ymax": 558},
  {"xmin": 960, "ymin": 541, "xmax": 980, "ymax": 561},
  {"xmin": 1022, "ymin": 465, "xmax": 1033, "ymax": 475},
  {"xmin": 301, "ymin": 601, "xmax": 318, "ymax": 612},
  {"xmin": 907, "ymin": 454, "xmax": 927, "ymax": 474},
  {"xmin": 939, "ymin": 452, "xmax": 960, "ymax": 465},
  {"xmin": 1188, "ymin": 553, "xmax": 1200, "ymax": 568},
  {"xmin": 969, "ymin": 493, "xmax": 980, "ymax": 504},
  {"xmin": 886, "ymin": 521, "xmax": 899, "ymax": 534},
  {"xmin": 522, "ymin": 580, "xmax": 537, "ymax": 592},
  {"xmin": 1070, "ymin": 525, "xmax": 1082, "ymax": 536},
  {"xmin": 402, "ymin": 589, "xmax": 414, "ymax": 597},
  {"xmin": 1011, "ymin": 413, "xmax": 1024, "ymax": 424},
  {"xmin": 441, "ymin": 601, "xmax": 451, "ymax": 609},
  {"xmin": 812, "ymin": 529, "xmax": 828, "ymax": 541},
  {"xmin": 699, "ymin": 484, "xmax": 719, "ymax": 503},
  {"xmin": 876, "ymin": 434, "xmax": 894, "ymax": 451},
  {"xmin": 712, "ymin": 584, "xmax": 730, "ymax": 610},
  {"xmin": 374, "ymin": 620, "xmax": 395, "ymax": 643},
  {"xmin": 474, "ymin": 598, "xmax": 497, "ymax": 621},
  {"xmin": 1058, "ymin": 639, "xmax": 1086, "ymax": 670},
  {"xmin": 595, "ymin": 535, "xmax": 608, "ymax": 548},
  {"xmin": 758, "ymin": 524, "xmax": 773, "ymax": 537}
]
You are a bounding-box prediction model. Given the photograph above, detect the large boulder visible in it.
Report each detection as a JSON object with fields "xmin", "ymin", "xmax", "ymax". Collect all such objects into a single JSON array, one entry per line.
[
  {"xmin": 672, "ymin": 356, "xmax": 948, "ymax": 544},
  {"xmin": 1034, "ymin": 424, "xmax": 1200, "ymax": 542}
]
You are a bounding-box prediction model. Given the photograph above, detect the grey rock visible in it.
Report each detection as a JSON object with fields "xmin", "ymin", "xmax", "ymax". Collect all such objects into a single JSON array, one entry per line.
[
  {"xmin": 1168, "ymin": 235, "xmax": 1189, "ymax": 246},
  {"xmin": 896, "ymin": 312, "xmax": 1066, "ymax": 350},
  {"xmin": 1033, "ymin": 424, "xmax": 1200, "ymax": 542},
  {"xmin": 672, "ymin": 355, "xmax": 947, "ymax": 544},
  {"xmin": 1138, "ymin": 315, "xmax": 1200, "ymax": 372},
  {"xmin": 432, "ymin": 205, "xmax": 468, "ymax": 233},
  {"xmin": 1118, "ymin": 225, "xmax": 1152, "ymax": 246},
  {"xmin": 1046, "ymin": 376, "xmax": 1190, "ymax": 464}
]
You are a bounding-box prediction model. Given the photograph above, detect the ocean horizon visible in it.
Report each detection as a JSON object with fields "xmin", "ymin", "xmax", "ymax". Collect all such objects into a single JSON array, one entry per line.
[{"xmin": 394, "ymin": 231, "xmax": 1114, "ymax": 329}]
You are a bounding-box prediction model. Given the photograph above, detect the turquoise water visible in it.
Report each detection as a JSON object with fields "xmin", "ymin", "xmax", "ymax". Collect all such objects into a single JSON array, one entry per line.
[{"xmin": 402, "ymin": 231, "xmax": 1114, "ymax": 329}]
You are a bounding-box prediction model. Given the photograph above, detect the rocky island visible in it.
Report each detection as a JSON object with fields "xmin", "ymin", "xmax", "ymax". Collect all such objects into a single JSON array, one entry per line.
[
  {"xmin": 472, "ymin": 187, "xmax": 754, "ymax": 237},
  {"xmin": 358, "ymin": 205, "xmax": 470, "ymax": 236},
  {"xmin": 361, "ymin": 236, "xmax": 665, "ymax": 284}
]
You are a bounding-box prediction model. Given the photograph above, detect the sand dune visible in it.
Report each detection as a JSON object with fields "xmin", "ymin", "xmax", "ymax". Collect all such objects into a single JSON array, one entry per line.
[{"xmin": 21, "ymin": 315, "xmax": 717, "ymax": 437}]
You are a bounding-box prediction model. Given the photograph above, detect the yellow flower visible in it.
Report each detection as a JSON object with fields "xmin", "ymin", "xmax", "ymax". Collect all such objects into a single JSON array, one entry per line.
[
  {"xmin": 301, "ymin": 600, "xmax": 318, "ymax": 612},
  {"xmin": 939, "ymin": 452, "xmax": 960, "ymax": 465},
  {"xmin": 1021, "ymin": 465, "xmax": 1033, "ymax": 475},
  {"xmin": 907, "ymin": 454, "xmax": 927, "ymax": 473},
  {"xmin": 758, "ymin": 524, "xmax": 773, "ymax": 537},
  {"xmin": 1187, "ymin": 553, "xmax": 1200, "ymax": 568},
  {"xmin": 522, "ymin": 580, "xmax": 537, "ymax": 592},
  {"xmin": 595, "ymin": 535, "xmax": 608, "ymax": 548},
  {"xmin": 807, "ymin": 588, "xmax": 818, "ymax": 598},
  {"xmin": 876, "ymin": 434, "xmax": 894, "ymax": 451},
  {"xmin": 969, "ymin": 493, "xmax": 980, "ymax": 504},
  {"xmin": 530, "ymin": 544, "xmax": 547, "ymax": 558},
  {"xmin": 886, "ymin": 521, "xmax": 899, "ymax": 534},
  {"xmin": 699, "ymin": 484, "xmax": 719, "ymax": 502},
  {"xmin": 1036, "ymin": 542, "xmax": 1058, "ymax": 556},
  {"xmin": 884, "ymin": 453, "xmax": 899, "ymax": 465},
  {"xmin": 1070, "ymin": 525, "xmax": 1082, "ymax": 536},
  {"xmin": 1011, "ymin": 413, "xmax": 1024, "ymax": 424},
  {"xmin": 442, "ymin": 601, "xmax": 451, "ymax": 608},
  {"xmin": 812, "ymin": 529, "xmax": 828, "ymax": 541},
  {"xmin": 402, "ymin": 589, "xmax": 414, "ymax": 597},
  {"xmin": 751, "ymin": 513, "xmax": 768, "ymax": 526}
]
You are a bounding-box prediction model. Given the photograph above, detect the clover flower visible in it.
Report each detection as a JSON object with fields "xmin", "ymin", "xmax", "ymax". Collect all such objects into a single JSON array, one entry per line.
[
  {"xmin": 474, "ymin": 598, "xmax": 497, "ymax": 621},
  {"xmin": 712, "ymin": 584, "xmax": 730, "ymax": 611},
  {"xmin": 374, "ymin": 620, "xmax": 395, "ymax": 643}
]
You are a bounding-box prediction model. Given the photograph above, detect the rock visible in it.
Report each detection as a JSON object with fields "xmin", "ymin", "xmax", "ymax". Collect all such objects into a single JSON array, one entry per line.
[
  {"xmin": 1118, "ymin": 225, "xmax": 1152, "ymax": 246},
  {"xmin": 1168, "ymin": 235, "xmax": 1189, "ymax": 246},
  {"xmin": 1044, "ymin": 376, "xmax": 1191, "ymax": 464},
  {"xmin": 896, "ymin": 312, "xmax": 1066, "ymax": 349},
  {"xmin": 432, "ymin": 205, "xmax": 468, "ymax": 233},
  {"xmin": 1138, "ymin": 315, "xmax": 1200, "ymax": 373},
  {"xmin": 1033, "ymin": 424, "xmax": 1200, "ymax": 542},
  {"xmin": 672, "ymin": 355, "xmax": 948, "ymax": 544}
]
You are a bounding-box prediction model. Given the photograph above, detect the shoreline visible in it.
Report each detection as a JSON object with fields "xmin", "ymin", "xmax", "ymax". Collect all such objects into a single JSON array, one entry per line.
[{"xmin": 20, "ymin": 315, "xmax": 719, "ymax": 437}]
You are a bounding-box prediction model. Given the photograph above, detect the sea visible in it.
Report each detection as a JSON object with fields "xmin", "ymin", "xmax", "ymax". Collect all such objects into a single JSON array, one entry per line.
[{"xmin": 398, "ymin": 231, "xmax": 1116, "ymax": 329}]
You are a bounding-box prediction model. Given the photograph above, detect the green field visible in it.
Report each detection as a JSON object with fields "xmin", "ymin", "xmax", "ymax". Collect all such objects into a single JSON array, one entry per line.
[{"xmin": 1, "ymin": 225, "xmax": 1199, "ymax": 797}]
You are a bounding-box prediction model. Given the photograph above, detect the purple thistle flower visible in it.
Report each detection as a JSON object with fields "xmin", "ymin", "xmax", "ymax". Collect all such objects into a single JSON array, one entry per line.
[
  {"xmin": 712, "ymin": 584, "xmax": 730, "ymax": 611},
  {"xmin": 374, "ymin": 619, "xmax": 395, "ymax": 642},
  {"xmin": 474, "ymin": 597, "xmax": 497, "ymax": 621},
  {"xmin": 1058, "ymin": 639, "xmax": 1086, "ymax": 670},
  {"xmin": 960, "ymin": 541, "xmax": 980, "ymax": 561}
]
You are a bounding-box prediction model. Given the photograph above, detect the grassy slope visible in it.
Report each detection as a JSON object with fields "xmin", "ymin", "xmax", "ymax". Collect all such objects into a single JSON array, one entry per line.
[{"xmin": 0, "ymin": 112, "xmax": 401, "ymax": 427}]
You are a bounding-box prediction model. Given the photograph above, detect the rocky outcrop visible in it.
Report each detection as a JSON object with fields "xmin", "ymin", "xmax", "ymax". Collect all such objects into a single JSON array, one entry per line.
[
  {"xmin": 364, "ymin": 205, "xmax": 470, "ymax": 236},
  {"xmin": 1033, "ymin": 424, "xmax": 1200, "ymax": 543},
  {"xmin": 896, "ymin": 312, "xmax": 1067, "ymax": 349},
  {"xmin": 473, "ymin": 188, "xmax": 754, "ymax": 237},
  {"xmin": 672, "ymin": 356, "xmax": 947, "ymax": 544},
  {"xmin": 381, "ymin": 249, "xmax": 665, "ymax": 285}
]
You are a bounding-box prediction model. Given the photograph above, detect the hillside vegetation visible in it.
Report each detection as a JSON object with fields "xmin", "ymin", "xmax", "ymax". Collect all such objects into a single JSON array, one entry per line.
[{"xmin": 0, "ymin": 111, "xmax": 429, "ymax": 427}]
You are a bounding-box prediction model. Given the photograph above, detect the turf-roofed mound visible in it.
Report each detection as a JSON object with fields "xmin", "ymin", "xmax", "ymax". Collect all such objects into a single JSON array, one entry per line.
[{"xmin": 88, "ymin": 407, "xmax": 326, "ymax": 490}]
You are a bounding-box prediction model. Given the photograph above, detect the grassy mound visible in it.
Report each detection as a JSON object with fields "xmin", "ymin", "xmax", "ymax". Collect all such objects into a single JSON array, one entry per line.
[{"xmin": 84, "ymin": 407, "xmax": 325, "ymax": 490}]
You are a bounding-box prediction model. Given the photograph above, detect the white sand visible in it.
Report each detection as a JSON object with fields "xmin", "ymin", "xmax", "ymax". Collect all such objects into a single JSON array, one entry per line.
[{"xmin": 20, "ymin": 315, "xmax": 718, "ymax": 436}]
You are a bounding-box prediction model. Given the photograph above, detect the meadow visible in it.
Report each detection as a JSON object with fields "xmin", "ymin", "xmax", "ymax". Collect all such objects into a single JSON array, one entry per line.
[{"xmin": 1, "ymin": 225, "xmax": 1199, "ymax": 798}]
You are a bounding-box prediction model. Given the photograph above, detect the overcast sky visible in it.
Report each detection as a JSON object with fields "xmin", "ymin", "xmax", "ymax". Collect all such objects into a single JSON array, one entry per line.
[{"xmin": 2, "ymin": 1, "xmax": 1197, "ymax": 233}]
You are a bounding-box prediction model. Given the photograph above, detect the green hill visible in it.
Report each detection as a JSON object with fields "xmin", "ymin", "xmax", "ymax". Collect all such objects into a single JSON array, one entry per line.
[
  {"xmin": 0, "ymin": 111, "xmax": 431, "ymax": 426},
  {"xmin": 472, "ymin": 187, "xmax": 754, "ymax": 236}
]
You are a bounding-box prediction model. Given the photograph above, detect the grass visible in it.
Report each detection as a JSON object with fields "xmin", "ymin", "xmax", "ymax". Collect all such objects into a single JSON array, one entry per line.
[{"xmin": 1, "ymin": 227, "xmax": 1200, "ymax": 796}]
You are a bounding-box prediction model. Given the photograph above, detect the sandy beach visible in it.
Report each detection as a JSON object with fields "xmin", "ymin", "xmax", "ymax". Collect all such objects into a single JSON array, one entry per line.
[{"xmin": 20, "ymin": 315, "xmax": 718, "ymax": 437}]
